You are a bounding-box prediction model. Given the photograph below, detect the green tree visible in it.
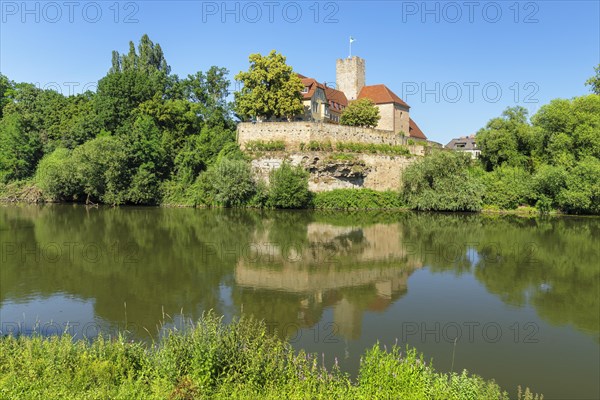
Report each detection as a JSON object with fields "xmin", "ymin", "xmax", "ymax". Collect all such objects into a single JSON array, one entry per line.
[
  {"xmin": 234, "ymin": 50, "xmax": 304, "ymax": 121},
  {"xmin": 531, "ymin": 95, "xmax": 600, "ymax": 166},
  {"xmin": 556, "ymin": 156, "xmax": 600, "ymax": 214},
  {"xmin": 340, "ymin": 98, "xmax": 381, "ymax": 128},
  {"xmin": 476, "ymin": 106, "xmax": 535, "ymax": 171},
  {"xmin": 0, "ymin": 74, "xmax": 15, "ymax": 119},
  {"xmin": 584, "ymin": 64, "xmax": 600, "ymax": 94},
  {"xmin": 480, "ymin": 165, "xmax": 533, "ymax": 209},
  {"xmin": 402, "ymin": 150, "xmax": 483, "ymax": 211},
  {"xmin": 268, "ymin": 163, "xmax": 311, "ymax": 209},
  {"xmin": 0, "ymin": 113, "xmax": 43, "ymax": 182}
]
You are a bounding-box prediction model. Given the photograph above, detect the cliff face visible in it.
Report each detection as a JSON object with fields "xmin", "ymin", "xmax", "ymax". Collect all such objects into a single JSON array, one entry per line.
[{"xmin": 249, "ymin": 152, "xmax": 415, "ymax": 192}]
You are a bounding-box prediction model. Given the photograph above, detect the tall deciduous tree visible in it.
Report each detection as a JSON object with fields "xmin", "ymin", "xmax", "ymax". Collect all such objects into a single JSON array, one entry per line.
[
  {"xmin": 0, "ymin": 74, "xmax": 15, "ymax": 119},
  {"xmin": 340, "ymin": 98, "xmax": 381, "ymax": 128},
  {"xmin": 0, "ymin": 113, "xmax": 42, "ymax": 182},
  {"xmin": 475, "ymin": 106, "xmax": 535, "ymax": 171},
  {"xmin": 234, "ymin": 50, "xmax": 304, "ymax": 121}
]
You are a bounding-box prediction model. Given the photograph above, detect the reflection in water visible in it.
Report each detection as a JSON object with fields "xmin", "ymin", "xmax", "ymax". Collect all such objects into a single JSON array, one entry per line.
[
  {"xmin": 0, "ymin": 205, "xmax": 598, "ymax": 398},
  {"xmin": 234, "ymin": 222, "xmax": 420, "ymax": 339}
]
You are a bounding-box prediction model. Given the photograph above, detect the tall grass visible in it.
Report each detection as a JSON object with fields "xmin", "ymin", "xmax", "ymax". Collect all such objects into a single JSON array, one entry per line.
[{"xmin": 0, "ymin": 312, "xmax": 540, "ymax": 399}]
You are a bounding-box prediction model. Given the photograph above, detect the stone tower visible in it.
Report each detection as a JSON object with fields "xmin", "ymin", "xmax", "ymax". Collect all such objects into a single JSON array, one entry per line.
[{"xmin": 336, "ymin": 56, "xmax": 366, "ymax": 101}]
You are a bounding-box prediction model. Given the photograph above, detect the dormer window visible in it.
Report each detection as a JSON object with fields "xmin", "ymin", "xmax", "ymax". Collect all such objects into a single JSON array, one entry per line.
[{"xmin": 302, "ymin": 86, "xmax": 309, "ymax": 93}]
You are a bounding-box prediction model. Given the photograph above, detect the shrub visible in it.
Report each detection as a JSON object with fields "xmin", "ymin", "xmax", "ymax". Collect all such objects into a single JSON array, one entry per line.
[
  {"xmin": 402, "ymin": 150, "xmax": 484, "ymax": 211},
  {"xmin": 335, "ymin": 142, "xmax": 411, "ymax": 156},
  {"xmin": 556, "ymin": 156, "xmax": 600, "ymax": 214},
  {"xmin": 70, "ymin": 136, "xmax": 130, "ymax": 205},
  {"xmin": 268, "ymin": 162, "xmax": 311, "ymax": 209},
  {"xmin": 198, "ymin": 158, "xmax": 256, "ymax": 207},
  {"xmin": 245, "ymin": 140, "xmax": 286, "ymax": 152},
  {"xmin": 34, "ymin": 148, "xmax": 80, "ymax": 201},
  {"xmin": 307, "ymin": 140, "xmax": 333, "ymax": 151},
  {"xmin": 532, "ymin": 164, "xmax": 567, "ymax": 203},
  {"xmin": 481, "ymin": 165, "xmax": 534, "ymax": 209}
]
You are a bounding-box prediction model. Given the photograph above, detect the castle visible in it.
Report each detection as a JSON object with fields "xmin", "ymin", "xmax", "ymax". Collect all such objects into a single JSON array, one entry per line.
[{"xmin": 295, "ymin": 56, "xmax": 427, "ymax": 141}]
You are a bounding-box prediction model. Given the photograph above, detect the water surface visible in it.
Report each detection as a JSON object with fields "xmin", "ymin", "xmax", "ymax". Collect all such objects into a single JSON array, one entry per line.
[{"xmin": 0, "ymin": 205, "xmax": 598, "ymax": 399}]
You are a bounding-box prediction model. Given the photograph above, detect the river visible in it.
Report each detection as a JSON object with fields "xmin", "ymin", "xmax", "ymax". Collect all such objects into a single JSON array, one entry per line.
[{"xmin": 0, "ymin": 205, "xmax": 598, "ymax": 399}]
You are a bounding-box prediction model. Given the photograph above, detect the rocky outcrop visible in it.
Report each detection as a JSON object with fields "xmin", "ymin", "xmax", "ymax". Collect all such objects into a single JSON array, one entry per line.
[{"xmin": 249, "ymin": 151, "xmax": 415, "ymax": 192}]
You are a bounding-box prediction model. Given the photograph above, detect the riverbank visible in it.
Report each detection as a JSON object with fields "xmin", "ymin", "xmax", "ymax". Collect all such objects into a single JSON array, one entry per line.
[
  {"xmin": 0, "ymin": 313, "xmax": 542, "ymax": 400},
  {"xmin": 0, "ymin": 181, "xmax": 583, "ymax": 216}
]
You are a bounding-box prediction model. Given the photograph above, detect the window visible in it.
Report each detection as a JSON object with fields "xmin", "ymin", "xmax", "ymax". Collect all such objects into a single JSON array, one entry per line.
[{"xmin": 302, "ymin": 86, "xmax": 309, "ymax": 93}]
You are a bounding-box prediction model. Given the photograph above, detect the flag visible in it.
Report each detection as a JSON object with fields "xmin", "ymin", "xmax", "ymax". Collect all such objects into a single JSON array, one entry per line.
[{"xmin": 350, "ymin": 36, "xmax": 355, "ymax": 43}]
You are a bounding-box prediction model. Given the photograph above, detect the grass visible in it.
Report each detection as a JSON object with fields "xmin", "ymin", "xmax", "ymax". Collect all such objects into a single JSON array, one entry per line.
[
  {"xmin": 245, "ymin": 140, "xmax": 286, "ymax": 152},
  {"xmin": 299, "ymin": 141, "xmax": 411, "ymax": 156},
  {"xmin": 0, "ymin": 312, "xmax": 542, "ymax": 399},
  {"xmin": 335, "ymin": 142, "xmax": 411, "ymax": 156}
]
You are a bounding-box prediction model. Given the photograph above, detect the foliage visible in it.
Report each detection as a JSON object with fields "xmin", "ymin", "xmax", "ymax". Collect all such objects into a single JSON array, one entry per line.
[
  {"xmin": 476, "ymin": 106, "xmax": 535, "ymax": 171},
  {"xmin": 402, "ymin": 150, "xmax": 484, "ymax": 211},
  {"xmin": 34, "ymin": 148, "xmax": 78, "ymax": 201},
  {"xmin": 472, "ymin": 95, "xmax": 600, "ymax": 214},
  {"xmin": 307, "ymin": 140, "xmax": 333, "ymax": 151},
  {"xmin": 71, "ymin": 136, "xmax": 130, "ymax": 205},
  {"xmin": 313, "ymin": 189, "xmax": 405, "ymax": 210},
  {"xmin": 530, "ymin": 94, "xmax": 600, "ymax": 166},
  {"xmin": 245, "ymin": 140, "xmax": 286, "ymax": 152},
  {"xmin": 0, "ymin": 113, "xmax": 42, "ymax": 182},
  {"xmin": 0, "ymin": 35, "xmax": 240, "ymax": 206},
  {"xmin": 0, "ymin": 73, "xmax": 15, "ymax": 119},
  {"xmin": 234, "ymin": 50, "xmax": 304, "ymax": 121},
  {"xmin": 480, "ymin": 165, "xmax": 533, "ymax": 210},
  {"xmin": 584, "ymin": 64, "xmax": 600, "ymax": 94},
  {"xmin": 336, "ymin": 141, "xmax": 411, "ymax": 156},
  {"xmin": 555, "ymin": 156, "xmax": 600, "ymax": 214},
  {"xmin": 198, "ymin": 158, "xmax": 257, "ymax": 207},
  {"xmin": 0, "ymin": 312, "xmax": 526, "ymax": 399},
  {"xmin": 268, "ymin": 163, "xmax": 311, "ymax": 209},
  {"xmin": 340, "ymin": 98, "xmax": 381, "ymax": 128}
]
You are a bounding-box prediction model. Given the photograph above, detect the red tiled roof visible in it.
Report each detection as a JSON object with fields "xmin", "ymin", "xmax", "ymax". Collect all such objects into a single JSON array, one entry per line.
[
  {"xmin": 299, "ymin": 77, "xmax": 326, "ymax": 100},
  {"xmin": 358, "ymin": 84, "xmax": 410, "ymax": 108},
  {"xmin": 409, "ymin": 118, "xmax": 427, "ymax": 140},
  {"xmin": 324, "ymin": 86, "xmax": 348, "ymax": 107},
  {"xmin": 297, "ymin": 73, "xmax": 347, "ymax": 107}
]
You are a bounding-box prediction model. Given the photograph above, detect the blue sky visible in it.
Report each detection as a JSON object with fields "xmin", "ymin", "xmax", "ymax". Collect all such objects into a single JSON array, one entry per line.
[{"xmin": 1, "ymin": 0, "xmax": 599, "ymax": 144}]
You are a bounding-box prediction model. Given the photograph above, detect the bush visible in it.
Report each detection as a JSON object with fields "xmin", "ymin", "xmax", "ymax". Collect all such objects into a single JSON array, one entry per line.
[
  {"xmin": 198, "ymin": 158, "xmax": 256, "ymax": 207},
  {"xmin": 313, "ymin": 189, "xmax": 404, "ymax": 210},
  {"xmin": 70, "ymin": 136, "xmax": 130, "ymax": 205},
  {"xmin": 307, "ymin": 140, "xmax": 333, "ymax": 151},
  {"xmin": 532, "ymin": 164, "xmax": 567, "ymax": 201},
  {"xmin": 335, "ymin": 142, "xmax": 411, "ymax": 156},
  {"xmin": 245, "ymin": 140, "xmax": 286, "ymax": 152},
  {"xmin": 268, "ymin": 162, "xmax": 311, "ymax": 209},
  {"xmin": 34, "ymin": 148, "xmax": 79, "ymax": 201},
  {"xmin": 556, "ymin": 156, "xmax": 600, "ymax": 214},
  {"xmin": 402, "ymin": 150, "xmax": 483, "ymax": 211},
  {"xmin": 481, "ymin": 165, "xmax": 533, "ymax": 210}
]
